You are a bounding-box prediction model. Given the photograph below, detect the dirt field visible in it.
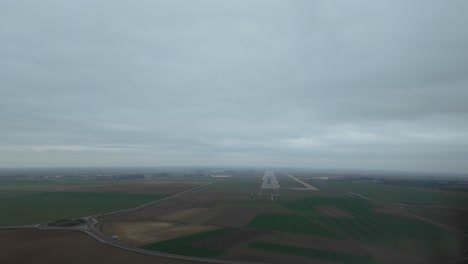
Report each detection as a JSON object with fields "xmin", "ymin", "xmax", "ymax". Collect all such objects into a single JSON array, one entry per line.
[
  {"xmin": 0, "ymin": 229, "xmax": 198, "ymax": 264},
  {"xmin": 103, "ymin": 205, "xmax": 291, "ymax": 247},
  {"xmin": 102, "ymin": 221, "xmax": 219, "ymax": 246},
  {"xmin": 155, "ymin": 207, "xmax": 285, "ymax": 227},
  {"xmin": 108, "ymin": 192, "xmax": 290, "ymax": 227},
  {"xmin": 317, "ymin": 205, "xmax": 353, "ymax": 218},
  {"xmin": 109, "ymin": 194, "xmax": 220, "ymax": 221},
  {"xmin": 156, "ymin": 208, "xmax": 213, "ymax": 222}
]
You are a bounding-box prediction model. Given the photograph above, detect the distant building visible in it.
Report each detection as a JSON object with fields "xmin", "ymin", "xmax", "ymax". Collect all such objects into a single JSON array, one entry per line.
[
  {"xmin": 211, "ymin": 174, "xmax": 231, "ymax": 178},
  {"xmin": 309, "ymin": 177, "xmax": 329, "ymax": 180}
]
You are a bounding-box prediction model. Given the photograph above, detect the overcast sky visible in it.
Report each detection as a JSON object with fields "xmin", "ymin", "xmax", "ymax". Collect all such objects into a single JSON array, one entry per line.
[{"xmin": 1, "ymin": 1, "xmax": 468, "ymax": 173}]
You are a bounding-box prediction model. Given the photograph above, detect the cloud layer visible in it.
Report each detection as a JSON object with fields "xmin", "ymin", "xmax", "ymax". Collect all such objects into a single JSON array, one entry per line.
[{"xmin": 1, "ymin": 0, "xmax": 468, "ymax": 172}]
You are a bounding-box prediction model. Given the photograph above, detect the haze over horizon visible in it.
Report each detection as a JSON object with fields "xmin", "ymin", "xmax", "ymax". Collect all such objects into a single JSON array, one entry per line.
[{"xmin": 1, "ymin": 1, "xmax": 468, "ymax": 173}]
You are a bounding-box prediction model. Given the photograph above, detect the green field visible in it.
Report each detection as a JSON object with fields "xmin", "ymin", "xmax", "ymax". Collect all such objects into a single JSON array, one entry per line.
[
  {"xmin": 142, "ymin": 227, "xmax": 238, "ymax": 257},
  {"xmin": 326, "ymin": 180, "xmax": 468, "ymax": 207},
  {"xmin": 282, "ymin": 196, "xmax": 464, "ymax": 260},
  {"xmin": 0, "ymin": 189, "xmax": 44, "ymax": 197},
  {"xmin": 281, "ymin": 196, "xmax": 372, "ymax": 212},
  {"xmin": 0, "ymin": 177, "xmax": 216, "ymax": 189},
  {"xmin": 203, "ymin": 176, "xmax": 262, "ymax": 194},
  {"xmin": 275, "ymin": 175, "xmax": 304, "ymax": 188},
  {"xmin": 0, "ymin": 178, "xmax": 145, "ymax": 187},
  {"xmin": 0, "ymin": 192, "xmax": 167, "ymax": 226},
  {"xmin": 246, "ymin": 214, "xmax": 338, "ymax": 237},
  {"xmin": 216, "ymin": 201, "xmax": 281, "ymax": 208},
  {"xmin": 249, "ymin": 242, "xmax": 376, "ymax": 264}
]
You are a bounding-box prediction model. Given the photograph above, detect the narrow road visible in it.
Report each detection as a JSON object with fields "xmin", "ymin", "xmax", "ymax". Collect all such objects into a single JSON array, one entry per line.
[{"xmin": 3, "ymin": 178, "xmax": 266, "ymax": 264}]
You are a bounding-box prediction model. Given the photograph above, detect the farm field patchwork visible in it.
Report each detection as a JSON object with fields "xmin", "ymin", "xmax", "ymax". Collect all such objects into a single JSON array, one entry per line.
[
  {"xmin": 249, "ymin": 242, "xmax": 376, "ymax": 264},
  {"xmin": 246, "ymin": 214, "xmax": 338, "ymax": 237},
  {"xmin": 276, "ymin": 180, "xmax": 344, "ymax": 199},
  {"xmin": 404, "ymin": 205, "xmax": 468, "ymax": 232},
  {"xmin": 0, "ymin": 229, "xmax": 195, "ymax": 264},
  {"xmin": 326, "ymin": 180, "xmax": 468, "ymax": 207},
  {"xmin": 102, "ymin": 221, "xmax": 219, "ymax": 246},
  {"xmin": 0, "ymin": 192, "xmax": 167, "ymax": 226},
  {"xmin": 141, "ymin": 227, "xmax": 238, "ymax": 257},
  {"xmin": 0, "ymin": 178, "xmax": 213, "ymax": 193},
  {"xmin": 281, "ymin": 196, "xmax": 464, "ymax": 260},
  {"xmin": 102, "ymin": 173, "xmax": 468, "ymax": 263},
  {"xmin": 15, "ymin": 171, "xmax": 462, "ymax": 264}
]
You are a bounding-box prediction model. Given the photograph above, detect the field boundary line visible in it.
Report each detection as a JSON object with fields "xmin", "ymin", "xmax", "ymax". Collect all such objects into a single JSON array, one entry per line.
[{"xmin": 318, "ymin": 181, "xmax": 468, "ymax": 264}]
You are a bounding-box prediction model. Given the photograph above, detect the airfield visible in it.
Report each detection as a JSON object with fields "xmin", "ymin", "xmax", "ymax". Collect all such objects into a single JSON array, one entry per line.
[{"xmin": 1, "ymin": 170, "xmax": 468, "ymax": 264}]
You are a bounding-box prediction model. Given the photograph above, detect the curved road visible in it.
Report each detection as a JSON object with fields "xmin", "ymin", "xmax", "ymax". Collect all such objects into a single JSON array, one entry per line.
[
  {"xmin": 4, "ymin": 176, "xmax": 468, "ymax": 264},
  {"xmin": 1, "ymin": 178, "xmax": 265, "ymax": 264}
]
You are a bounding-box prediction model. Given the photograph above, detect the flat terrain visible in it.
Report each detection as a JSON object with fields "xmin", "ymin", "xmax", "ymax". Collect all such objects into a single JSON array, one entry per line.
[
  {"xmin": 283, "ymin": 173, "xmax": 318, "ymax": 190},
  {"xmin": 326, "ymin": 180, "xmax": 468, "ymax": 207},
  {"xmin": 3, "ymin": 172, "xmax": 467, "ymax": 264},
  {"xmin": 102, "ymin": 221, "xmax": 219, "ymax": 246},
  {"xmin": 66, "ymin": 182, "xmax": 207, "ymax": 194},
  {"xmin": 326, "ymin": 180, "xmax": 468, "ymax": 235},
  {"xmin": 98, "ymin": 172, "xmax": 466, "ymax": 264},
  {"xmin": 403, "ymin": 205, "xmax": 468, "ymax": 233},
  {"xmin": 0, "ymin": 229, "xmax": 198, "ymax": 264},
  {"xmin": 0, "ymin": 179, "xmax": 205, "ymax": 226},
  {"xmin": 0, "ymin": 192, "xmax": 167, "ymax": 226}
]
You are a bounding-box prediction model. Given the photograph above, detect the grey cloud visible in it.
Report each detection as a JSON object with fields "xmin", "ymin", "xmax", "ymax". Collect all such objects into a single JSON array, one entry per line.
[{"xmin": 1, "ymin": 0, "xmax": 468, "ymax": 173}]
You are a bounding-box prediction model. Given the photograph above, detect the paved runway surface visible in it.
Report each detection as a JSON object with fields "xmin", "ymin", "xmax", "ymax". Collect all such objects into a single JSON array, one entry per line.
[{"xmin": 261, "ymin": 171, "xmax": 279, "ymax": 189}]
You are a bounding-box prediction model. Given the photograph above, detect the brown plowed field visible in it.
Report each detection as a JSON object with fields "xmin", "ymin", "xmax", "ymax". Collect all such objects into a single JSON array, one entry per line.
[
  {"xmin": 157, "ymin": 207, "xmax": 291, "ymax": 227},
  {"xmin": 102, "ymin": 221, "xmax": 219, "ymax": 246},
  {"xmin": 0, "ymin": 229, "xmax": 197, "ymax": 264},
  {"xmin": 108, "ymin": 191, "xmax": 291, "ymax": 225},
  {"xmin": 109, "ymin": 194, "xmax": 219, "ymax": 221},
  {"xmin": 156, "ymin": 208, "xmax": 213, "ymax": 222}
]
